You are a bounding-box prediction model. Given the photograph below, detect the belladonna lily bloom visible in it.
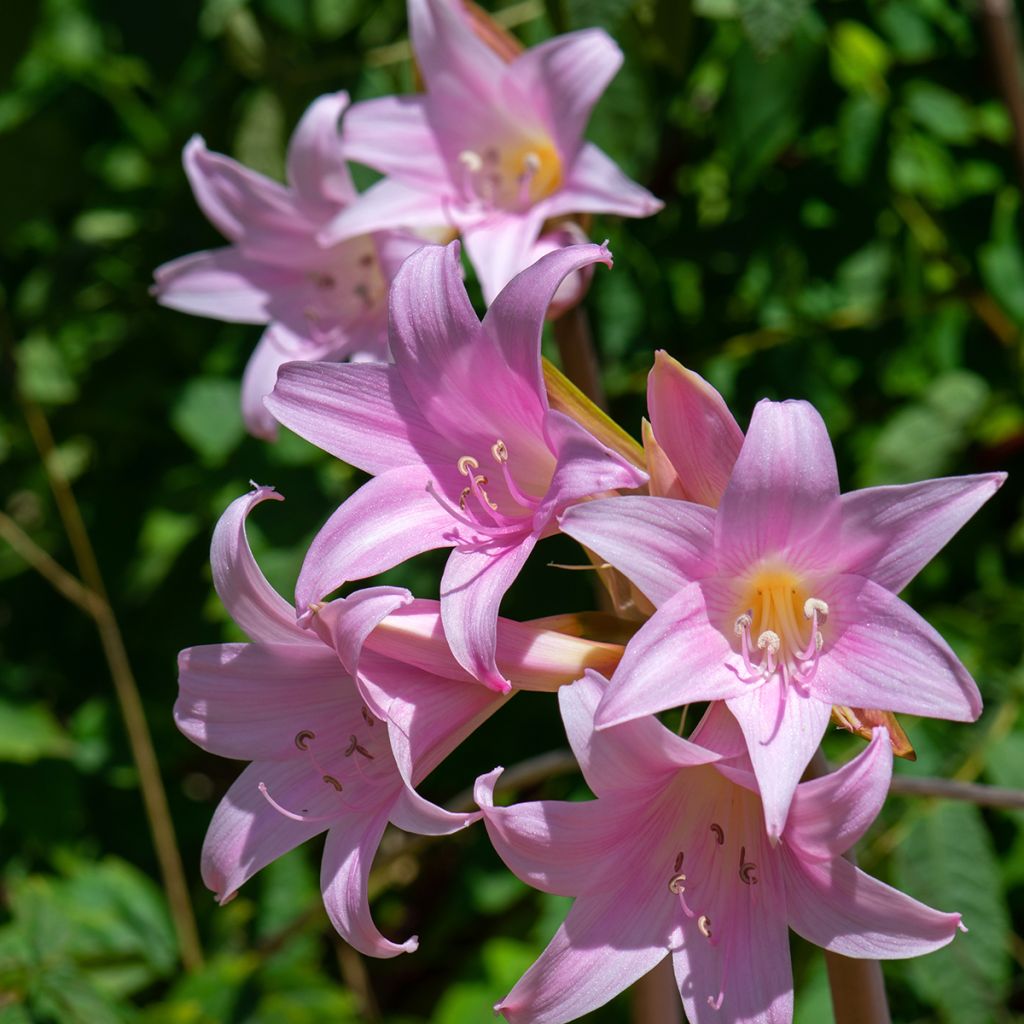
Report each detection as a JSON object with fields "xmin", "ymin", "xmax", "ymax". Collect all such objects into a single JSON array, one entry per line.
[
  {"xmin": 475, "ymin": 672, "xmax": 965, "ymax": 1024},
  {"xmin": 325, "ymin": 0, "xmax": 663, "ymax": 302},
  {"xmin": 266, "ymin": 241, "xmax": 647, "ymax": 692},
  {"xmin": 176, "ymin": 485, "xmax": 622, "ymax": 955},
  {"xmin": 561, "ymin": 397, "xmax": 1005, "ymax": 838},
  {"xmin": 152, "ymin": 91, "xmax": 420, "ymax": 439}
]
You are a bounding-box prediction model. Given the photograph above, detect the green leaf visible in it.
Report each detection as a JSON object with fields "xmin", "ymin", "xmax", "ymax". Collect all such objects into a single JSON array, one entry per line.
[
  {"xmin": 171, "ymin": 377, "xmax": 246, "ymax": 465},
  {"xmin": 737, "ymin": 0, "xmax": 810, "ymax": 57},
  {"xmin": 128, "ymin": 508, "xmax": 201, "ymax": 596},
  {"xmin": 17, "ymin": 333, "xmax": 78, "ymax": 405},
  {"xmin": 894, "ymin": 802, "xmax": 1011, "ymax": 1022},
  {"xmin": 904, "ymin": 80, "xmax": 975, "ymax": 145},
  {"xmin": 830, "ymin": 21, "xmax": 891, "ymax": 97},
  {"xmin": 837, "ymin": 93, "xmax": 886, "ymax": 184},
  {"xmin": 0, "ymin": 699, "xmax": 73, "ymax": 764}
]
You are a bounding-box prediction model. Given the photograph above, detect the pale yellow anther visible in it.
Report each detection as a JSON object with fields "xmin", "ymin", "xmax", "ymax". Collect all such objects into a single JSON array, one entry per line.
[
  {"xmin": 457, "ymin": 455, "xmax": 480, "ymax": 476},
  {"xmin": 458, "ymin": 149, "xmax": 484, "ymax": 173},
  {"xmin": 522, "ymin": 151, "xmax": 542, "ymax": 174},
  {"xmin": 734, "ymin": 613, "xmax": 752, "ymax": 636},
  {"xmin": 757, "ymin": 630, "xmax": 781, "ymax": 654},
  {"xmin": 804, "ymin": 597, "xmax": 829, "ymax": 620},
  {"xmin": 698, "ymin": 915, "xmax": 713, "ymax": 939},
  {"xmin": 491, "ymin": 439, "xmax": 509, "ymax": 463}
]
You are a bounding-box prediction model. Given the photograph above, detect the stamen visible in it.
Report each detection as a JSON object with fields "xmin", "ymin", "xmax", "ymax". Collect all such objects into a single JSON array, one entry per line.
[
  {"xmin": 489, "ymin": 438, "xmax": 540, "ymax": 512},
  {"xmin": 457, "ymin": 455, "xmax": 480, "ymax": 475},
  {"xmin": 322, "ymin": 774, "xmax": 344, "ymax": 791},
  {"xmin": 258, "ymin": 781, "xmax": 335, "ymax": 823},
  {"xmin": 804, "ymin": 597, "xmax": 829, "ymax": 621},
  {"xmin": 344, "ymin": 734, "xmax": 375, "ymax": 760},
  {"xmin": 294, "ymin": 730, "xmax": 315, "ymax": 751},
  {"xmin": 673, "ymin": 851, "xmax": 684, "ymax": 872},
  {"xmin": 668, "ymin": 873, "xmax": 687, "ymax": 894},
  {"xmin": 698, "ymin": 915, "xmax": 713, "ymax": 939},
  {"xmin": 757, "ymin": 630, "xmax": 781, "ymax": 654},
  {"xmin": 707, "ymin": 993, "xmax": 724, "ymax": 1011},
  {"xmin": 361, "ymin": 706, "xmax": 375, "ymax": 727},
  {"xmin": 738, "ymin": 847, "xmax": 758, "ymax": 885},
  {"xmin": 710, "ymin": 823, "xmax": 725, "ymax": 846},
  {"xmin": 458, "ymin": 150, "xmax": 484, "ymax": 173},
  {"xmin": 733, "ymin": 613, "xmax": 752, "ymax": 637}
]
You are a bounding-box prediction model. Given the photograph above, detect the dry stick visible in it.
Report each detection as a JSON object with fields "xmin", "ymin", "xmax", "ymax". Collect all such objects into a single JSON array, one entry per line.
[
  {"xmin": 15, "ymin": 396, "xmax": 203, "ymax": 972},
  {"xmin": 807, "ymin": 751, "xmax": 892, "ymax": 1024},
  {"xmin": 981, "ymin": 0, "xmax": 1024, "ymax": 187}
]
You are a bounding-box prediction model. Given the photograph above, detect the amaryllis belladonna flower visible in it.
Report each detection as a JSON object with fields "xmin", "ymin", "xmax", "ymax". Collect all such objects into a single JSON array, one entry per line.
[{"xmin": 475, "ymin": 672, "xmax": 964, "ymax": 1024}]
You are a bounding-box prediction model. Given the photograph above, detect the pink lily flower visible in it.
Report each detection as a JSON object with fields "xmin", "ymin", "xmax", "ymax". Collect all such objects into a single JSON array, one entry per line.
[
  {"xmin": 177, "ymin": 485, "xmax": 622, "ymax": 955},
  {"xmin": 265, "ymin": 240, "xmax": 647, "ymax": 693},
  {"xmin": 324, "ymin": 0, "xmax": 663, "ymax": 302},
  {"xmin": 152, "ymin": 91, "xmax": 420, "ymax": 439},
  {"xmin": 475, "ymin": 672, "xmax": 965, "ymax": 1024},
  {"xmin": 561, "ymin": 397, "xmax": 1005, "ymax": 837}
]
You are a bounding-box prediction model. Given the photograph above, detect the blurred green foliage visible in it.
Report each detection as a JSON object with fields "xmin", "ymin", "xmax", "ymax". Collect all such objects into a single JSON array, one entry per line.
[{"xmin": 1, "ymin": 0, "xmax": 1023, "ymax": 1020}]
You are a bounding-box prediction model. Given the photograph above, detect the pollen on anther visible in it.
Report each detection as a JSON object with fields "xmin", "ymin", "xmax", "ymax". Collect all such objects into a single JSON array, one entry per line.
[
  {"xmin": 698, "ymin": 915, "xmax": 713, "ymax": 939},
  {"xmin": 458, "ymin": 150, "xmax": 483, "ymax": 172},
  {"xmin": 669, "ymin": 873, "xmax": 687, "ymax": 894},
  {"xmin": 457, "ymin": 455, "xmax": 480, "ymax": 476},
  {"xmin": 757, "ymin": 630, "xmax": 781, "ymax": 653},
  {"xmin": 733, "ymin": 613, "xmax": 752, "ymax": 636},
  {"xmin": 804, "ymin": 598, "xmax": 829, "ymax": 620},
  {"xmin": 322, "ymin": 774, "xmax": 343, "ymax": 791},
  {"xmin": 294, "ymin": 729, "xmax": 315, "ymax": 751},
  {"xmin": 491, "ymin": 439, "xmax": 509, "ymax": 463}
]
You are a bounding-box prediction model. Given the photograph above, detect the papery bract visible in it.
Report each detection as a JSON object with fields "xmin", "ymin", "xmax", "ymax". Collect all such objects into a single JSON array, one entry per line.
[
  {"xmin": 327, "ymin": 0, "xmax": 662, "ymax": 302},
  {"xmin": 475, "ymin": 672, "xmax": 964, "ymax": 1024},
  {"xmin": 562, "ymin": 397, "xmax": 1005, "ymax": 837},
  {"xmin": 266, "ymin": 240, "xmax": 646, "ymax": 693},
  {"xmin": 153, "ymin": 92, "xmax": 419, "ymax": 439}
]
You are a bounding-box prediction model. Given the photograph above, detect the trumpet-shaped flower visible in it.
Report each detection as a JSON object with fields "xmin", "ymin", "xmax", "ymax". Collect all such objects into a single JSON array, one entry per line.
[
  {"xmin": 266, "ymin": 240, "xmax": 647, "ymax": 692},
  {"xmin": 476, "ymin": 672, "xmax": 964, "ymax": 1024},
  {"xmin": 325, "ymin": 0, "xmax": 663, "ymax": 302},
  {"xmin": 153, "ymin": 92, "xmax": 419, "ymax": 439},
  {"xmin": 561, "ymin": 398, "xmax": 1005, "ymax": 837},
  {"xmin": 177, "ymin": 485, "xmax": 621, "ymax": 955}
]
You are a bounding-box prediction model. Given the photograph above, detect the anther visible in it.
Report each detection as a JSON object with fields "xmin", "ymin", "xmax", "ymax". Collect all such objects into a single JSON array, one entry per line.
[
  {"xmin": 698, "ymin": 915, "xmax": 713, "ymax": 939},
  {"xmin": 710, "ymin": 823, "xmax": 725, "ymax": 845},
  {"xmin": 361, "ymin": 706, "xmax": 375, "ymax": 727},
  {"xmin": 668, "ymin": 873, "xmax": 687, "ymax": 894},
  {"xmin": 322, "ymin": 774, "xmax": 343, "ymax": 791},
  {"xmin": 457, "ymin": 455, "xmax": 480, "ymax": 476},
  {"xmin": 804, "ymin": 598, "xmax": 829, "ymax": 620},
  {"xmin": 673, "ymin": 851, "xmax": 684, "ymax": 872},
  {"xmin": 491, "ymin": 440, "xmax": 509, "ymax": 463},
  {"xmin": 294, "ymin": 730, "xmax": 315, "ymax": 751},
  {"xmin": 733, "ymin": 613, "xmax": 752, "ymax": 637},
  {"xmin": 458, "ymin": 150, "xmax": 483, "ymax": 173},
  {"xmin": 345, "ymin": 734, "xmax": 375, "ymax": 760},
  {"xmin": 522, "ymin": 152, "xmax": 541, "ymax": 175},
  {"xmin": 757, "ymin": 631, "xmax": 781, "ymax": 654},
  {"xmin": 738, "ymin": 847, "xmax": 758, "ymax": 886}
]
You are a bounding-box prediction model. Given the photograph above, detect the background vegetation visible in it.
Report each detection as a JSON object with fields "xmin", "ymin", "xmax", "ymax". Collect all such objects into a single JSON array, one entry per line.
[{"xmin": 1, "ymin": 0, "xmax": 1023, "ymax": 1020}]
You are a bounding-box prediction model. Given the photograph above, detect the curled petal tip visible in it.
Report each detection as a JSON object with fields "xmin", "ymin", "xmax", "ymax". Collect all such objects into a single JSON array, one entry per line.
[
  {"xmin": 485, "ymin": 673, "xmax": 513, "ymax": 695},
  {"xmin": 957, "ymin": 918, "xmax": 968, "ymax": 934},
  {"xmin": 296, "ymin": 606, "xmax": 316, "ymax": 629}
]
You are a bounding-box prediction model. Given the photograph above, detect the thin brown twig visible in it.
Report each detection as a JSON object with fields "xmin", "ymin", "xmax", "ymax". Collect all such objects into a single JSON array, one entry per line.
[
  {"xmin": 980, "ymin": 0, "xmax": 1024, "ymax": 187},
  {"xmin": 888, "ymin": 773, "xmax": 1024, "ymax": 809},
  {"xmin": 10, "ymin": 380, "xmax": 203, "ymax": 971}
]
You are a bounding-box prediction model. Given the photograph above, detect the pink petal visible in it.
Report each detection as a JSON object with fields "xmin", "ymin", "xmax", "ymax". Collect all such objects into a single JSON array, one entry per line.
[
  {"xmin": 813, "ymin": 575, "xmax": 982, "ymax": 722},
  {"xmin": 510, "ymin": 28, "xmax": 623, "ymax": 161},
  {"xmin": 266, "ymin": 360, "xmax": 453, "ymax": 475},
  {"xmin": 313, "ymin": 586, "xmax": 412, "ymax": 678},
  {"xmin": 784, "ymin": 852, "xmax": 963, "ymax": 958},
  {"xmin": 294, "ymin": 467, "xmax": 458, "ymax": 613},
  {"xmin": 786, "ymin": 728, "xmax": 892, "ymax": 861},
  {"xmin": 201, "ymin": 758, "xmax": 336, "ymax": 902},
  {"xmin": 642, "ymin": 419, "xmax": 687, "ymax": 500},
  {"xmin": 561, "ymin": 672, "xmax": 722, "ymax": 797},
  {"xmin": 715, "ymin": 399, "xmax": 841, "ymax": 575},
  {"xmin": 341, "ymin": 95, "xmax": 449, "ymax": 191},
  {"xmin": 320, "ymin": 807, "xmax": 419, "ymax": 958},
  {"xmin": 647, "ymin": 351, "xmax": 744, "ymax": 507},
  {"xmin": 496, "ymin": 886, "xmax": 672, "ymax": 1024},
  {"xmin": 475, "ymin": 767, "xmax": 632, "ymax": 896},
  {"xmin": 242, "ymin": 324, "xmax": 296, "ymax": 440},
  {"xmin": 389, "ymin": 784, "xmax": 479, "ymax": 836},
  {"xmin": 596, "ymin": 582, "xmax": 751, "ymax": 730},
  {"xmin": 837, "ymin": 473, "xmax": 1006, "ymax": 594},
  {"xmin": 559, "ymin": 495, "xmax": 716, "ymax": 607},
  {"xmin": 726, "ymin": 679, "xmax": 833, "ymax": 842},
  {"xmin": 153, "ymin": 248, "xmax": 281, "ymax": 323},
  {"xmin": 211, "ymin": 486, "xmax": 311, "ymax": 644},
  {"xmin": 461, "ymin": 206, "xmax": 549, "ymax": 305},
  {"xmin": 286, "ymin": 90, "xmax": 354, "ymax": 209},
  {"xmin": 175, "ymin": 642, "xmax": 357, "ymax": 760},
  {"xmin": 439, "ymin": 535, "xmax": 538, "ymax": 692},
  {"xmin": 320, "ymin": 177, "xmax": 450, "ymax": 245},
  {"xmin": 544, "ymin": 142, "xmax": 663, "ymax": 220}
]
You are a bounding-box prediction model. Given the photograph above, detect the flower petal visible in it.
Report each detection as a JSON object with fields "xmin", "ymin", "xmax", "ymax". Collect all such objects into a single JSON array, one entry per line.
[
  {"xmin": 813, "ymin": 575, "xmax": 982, "ymax": 722},
  {"xmin": 510, "ymin": 29, "xmax": 622, "ymax": 161},
  {"xmin": 726, "ymin": 679, "xmax": 832, "ymax": 841},
  {"xmin": 320, "ymin": 177, "xmax": 450, "ymax": 245},
  {"xmin": 647, "ymin": 351, "xmax": 744, "ymax": 507},
  {"xmin": 286, "ymin": 90, "xmax": 354, "ymax": 208},
  {"xmin": 461, "ymin": 206, "xmax": 550, "ymax": 305},
  {"xmin": 561, "ymin": 671, "xmax": 722, "ymax": 798},
  {"xmin": 439, "ymin": 535, "xmax": 537, "ymax": 692},
  {"xmin": 596, "ymin": 582, "xmax": 751, "ymax": 730},
  {"xmin": 153, "ymin": 248, "xmax": 281, "ymax": 323},
  {"xmin": 543, "ymin": 142, "xmax": 663, "ymax": 220},
  {"xmin": 313, "ymin": 586, "xmax": 412, "ymax": 679},
  {"xmin": 496, "ymin": 886, "xmax": 671, "ymax": 1024},
  {"xmin": 211, "ymin": 486, "xmax": 310, "ymax": 644},
  {"xmin": 389, "ymin": 784, "xmax": 479, "ymax": 836},
  {"xmin": 559, "ymin": 495, "xmax": 716, "ymax": 607},
  {"xmin": 786, "ymin": 727, "xmax": 892, "ymax": 861},
  {"xmin": 785, "ymin": 852, "xmax": 963, "ymax": 958},
  {"xmin": 294, "ymin": 467, "xmax": 458, "ymax": 612},
  {"xmin": 715, "ymin": 399, "xmax": 841, "ymax": 575},
  {"xmin": 175, "ymin": 642, "xmax": 357, "ymax": 760},
  {"xmin": 241, "ymin": 324, "xmax": 297, "ymax": 440},
  {"xmin": 320, "ymin": 807, "xmax": 419, "ymax": 958},
  {"xmin": 836, "ymin": 473, "xmax": 1006, "ymax": 593}
]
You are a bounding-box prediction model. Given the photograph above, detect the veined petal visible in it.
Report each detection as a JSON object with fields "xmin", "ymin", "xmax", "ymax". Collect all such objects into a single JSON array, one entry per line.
[
  {"xmin": 837, "ymin": 473, "xmax": 1006, "ymax": 594},
  {"xmin": 211, "ymin": 486, "xmax": 311, "ymax": 644},
  {"xmin": 286, "ymin": 90, "xmax": 353, "ymax": 209},
  {"xmin": 461, "ymin": 206, "xmax": 549, "ymax": 306},
  {"xmin": 562, "ymin": 672, "xmax": 721, "ymax": 798},
  {"xmin": 320, "ymin": 807, "xmax": 419, "ymax": 958},
  {"xmin": 785, "ymin": 852, "xmax": 963, "ymax": 958},
  {"xmin": 201, "ymin": 759, "xmax": 336, "ymax": 902},
  {"xmin": 543, "ymin": 143, "xmax": 663, "ymax": 220},
  {"xmin": 242, "ymin": 324, "xmax": 298, "ymax": 441},
  {"xmin": 294, "ymin": 468, "xmax": 458, "ymax": 612},
  {"xmin": 320, "ymin": 177, "xmax": 451, "ymax": 245},
  {"xmin": 726, "ymin": 679, "xmax": 832, "ymax": 842},
  {"xmin": 642, "ymin": 420, "xmax": 687, "ymax": 500},
  {"xmin": 647, "ymin": 351, "xmax": 744, "ymax": 508},
  {"xmin": 813, "ymin": 575, "xmax": 982, "ymax": 722},
  {"xmin": 341, "ymin": 95, "xmax": 449, "ymax": 190},
  {"xmin": 389, "ymin": 784, "xmax": 479, "ymax": 836},
  {"xmin": 786, "ymin": 728, "xmax": 892, "ymax": 861},
  {"xmin": 559, "ymin": 495, "xmax": 716, "ymax": 607},
  {"xmin": 510, "ymin": 29, "xmax": 622, "ymax": 161},
  {"xmin": 439, "ymin": 535, "xmax": 537, "ymax": 692},
  {"xmin": 475, "ymin": 767, "xmax": 632, "ymax": 896},
  {"xmin": 153, "ymin": 248, "xmax": 280, "ymax": 324},
  {"xmin": 314, "ymin": 586, "xmax": 412, "ymax": 678},
  {"xmin": 715, "ymin": 399, "xmax": 841, "ymax": 575},
  {"xmin": 596, "ymin": 582, "xmax": 750, "ymax": 730},
  {"xmin": 267, "ymin": 360, "xmax": 452, "ymax": 473},
  {"xmin": 175, "ymin": 642, "xmax": 357, "ymax": 761}
]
